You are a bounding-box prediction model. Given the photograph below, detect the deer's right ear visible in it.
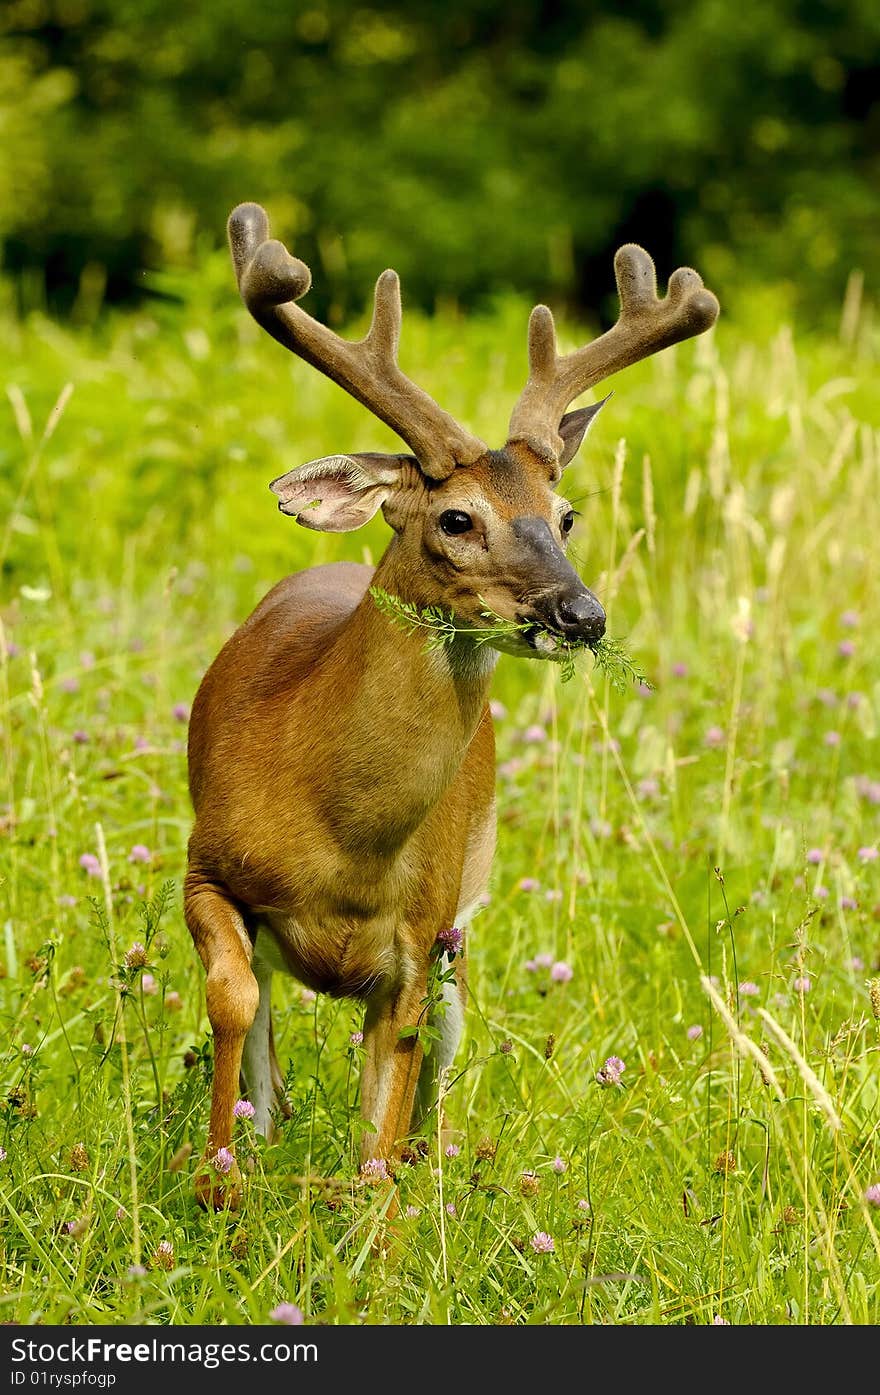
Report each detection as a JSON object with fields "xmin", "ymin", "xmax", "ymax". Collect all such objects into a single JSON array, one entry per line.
[{"xmin": 269, "ymin": 453, "xmax": 414, "ymax": 532}]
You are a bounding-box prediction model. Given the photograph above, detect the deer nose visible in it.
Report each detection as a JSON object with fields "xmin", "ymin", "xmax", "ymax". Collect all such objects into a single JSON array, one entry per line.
[{"xmin": 553, "ymin": 592, "xmax": 606, "ymax": 642}]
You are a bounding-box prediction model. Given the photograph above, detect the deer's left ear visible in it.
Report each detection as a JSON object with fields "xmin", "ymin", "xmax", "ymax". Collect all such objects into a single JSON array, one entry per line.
[
  {"xmin": 269, "ymin": 452, "xmax": 414, "ymax": 532},
  {"xmin": 557, "ymin": 394, "xmax": 611, "ymax": 470}
]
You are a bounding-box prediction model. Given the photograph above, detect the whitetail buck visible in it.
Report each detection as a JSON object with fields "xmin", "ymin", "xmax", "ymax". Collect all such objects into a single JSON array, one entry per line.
[{"xmin": 186, "ymin": 201, "xmax": 718, "ymax": 1208}]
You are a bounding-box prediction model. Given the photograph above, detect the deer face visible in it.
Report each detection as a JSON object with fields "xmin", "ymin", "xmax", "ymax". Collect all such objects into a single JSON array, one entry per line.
[
  {"xmin": 269, "ymin": 404, "xmax": 608, "ymax": 661},
  {"xmin": 394, "ymin": 433, "xmax": 607, "ymax": 654}
]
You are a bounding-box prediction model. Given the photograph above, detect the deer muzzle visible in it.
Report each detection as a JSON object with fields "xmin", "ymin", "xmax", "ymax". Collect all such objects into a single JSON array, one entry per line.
[{"xmin": 511, "ymin": 516, "xmax": 606, "ymax": 645}]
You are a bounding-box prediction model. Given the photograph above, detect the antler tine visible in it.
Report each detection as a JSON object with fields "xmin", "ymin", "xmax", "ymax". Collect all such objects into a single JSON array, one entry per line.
[
  {"xmin": 227, "ymin": 202, "xmax": 486, "ymax": 480},
  {"xmin": 508, "ymin": 243, "xmax": 719, "ymax": 462}
]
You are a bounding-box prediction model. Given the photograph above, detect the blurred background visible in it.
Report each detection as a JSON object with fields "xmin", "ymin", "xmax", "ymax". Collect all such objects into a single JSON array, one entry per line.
[{"xmin": 1, "ymin": 0, "xmax": 877, "ymax": 325}]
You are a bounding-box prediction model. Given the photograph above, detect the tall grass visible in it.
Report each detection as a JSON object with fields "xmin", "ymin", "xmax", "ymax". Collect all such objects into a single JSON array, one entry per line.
[{"xmin": 0, "ymin": 263, "xmax": 878, "ymax": 1323}]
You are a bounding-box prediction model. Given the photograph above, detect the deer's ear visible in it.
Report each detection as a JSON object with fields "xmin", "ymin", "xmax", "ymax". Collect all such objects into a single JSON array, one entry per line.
[
  {"xmin": 269, "ymin": 453, "xmax": 414, "ymax": 532},
  {"xmin": 557, "ymin": 395, "xmax": 611, "ymax": 470}
]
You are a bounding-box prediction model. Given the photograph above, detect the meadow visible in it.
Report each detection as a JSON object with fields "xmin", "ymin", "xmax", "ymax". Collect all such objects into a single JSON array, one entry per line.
[{"xmin": 1, "ymin": 262, "xmax": 878, "ymax": 1325}]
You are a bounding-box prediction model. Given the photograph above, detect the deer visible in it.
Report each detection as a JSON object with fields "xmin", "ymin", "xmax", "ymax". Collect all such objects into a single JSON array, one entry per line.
[{"xmin": 185, "ymin": 200, "xmax": 718, "ymax": 1209}]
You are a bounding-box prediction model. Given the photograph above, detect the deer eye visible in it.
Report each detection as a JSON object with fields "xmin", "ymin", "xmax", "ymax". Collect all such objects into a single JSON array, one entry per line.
[
  {"xmin": 439, "ymin": 509, "xmax": 473, "ymax": 535},
  {"xmin": 561, "ymin": 510, "xmax": 575, "ymax": 535}
]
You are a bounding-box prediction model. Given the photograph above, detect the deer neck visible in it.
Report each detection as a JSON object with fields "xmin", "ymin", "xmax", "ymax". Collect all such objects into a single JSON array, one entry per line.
[{"xmin": 316, "ymin": 541, "xmax": 495, "ymax": 856}]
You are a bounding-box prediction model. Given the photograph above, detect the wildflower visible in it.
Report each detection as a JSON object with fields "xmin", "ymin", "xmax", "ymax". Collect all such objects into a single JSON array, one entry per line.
[
  {"xmin": 846, "ymin": 691, "xmax": 863, "ymax": 709},
  {"xmin": 840, "ymin": 610, "xmax": 859, "ymax": 628},
  {"xmin": 577, "ymin": 1199, "xmax": 591, "ymax": 1213},
  {"xmin": 806, "ymin": 848, "xmax": 823, "ymax": 865},
  {"xmin": 671, "ymin": 662, "xmax": 688, "ymax": 678},
  {"xmin": 475, "ymin": 1137, "xmax": 497, "ymax": 1162},
  {"xmin": 79, "ymin": 853, "xmax": 101, "ymax": 877},
  {"xmin": 840, "ymin": 896, "xmax": 858, "ymax": 911},
  {"xmin": 863, "ymin": 1184, "xmax": 880, "ymax": 1207},
  {"xmin": 499, "ymin": 1040, "xmax": 513, "ymax": 1054},
  {"xmin": 270, "ymin": 1303, "xmax": 304, "ymax": 1325},
  {"xmin": 637, "ymin": 682, "xmax": 653, "ymax": 698},
  {"xmin": 738, "ymin": 981, "xmax": 760, "ymax": 998},
  {"xmin": 711, "ymin": 1315, "xmax": 731, "ymax": 1325},
  {"xmin": 153, "ymin": 1240, "xmax": 174, "ymax": 1271},
  {"xmin": 824, "ymin": 730, "xmax": 841, "ymax": 747},
  {"xmin": 551, "ymin": 1156, "xmax": 566, "ymax": 1174},
  {"xmin": 360, "ymin": 1157, "xmax": 390, "ymax": 1183},
  {"xmin": 489, "ymin": 699, "xmax": 507, "ymax": 720},
  {"xmin": 522, "ymin": 724, "xmax": 546, "ymax": 744},
  {"xmin": 115, "ymin": 1207, "xmax": 127, "ymax": 1221},
  {"xmin": 80, "ymin": 650, "xmax": 96, "ymax": 668},
  {"xmin": 128, "ymin": 844, "xmax": 152, "ymax": 864},
  {"xmin": 530, "ymin": 1231, "xmax": 555, "ymax": 1254},
  {"xmin": 814, "ymin": 885, "xmax": 829, "ymax": 900},
  {"xmin": 124, "ymin": 942, "xmax": 148, "ymax": 969},
  {"xmin": 69, "ymin": 1143, "xmax": 89, "ymax": 1172},
  {"xmin": 300, "ymin": 988, "xmax": 316, "ymax": 1004},
  {"xmin": 550, "ymin": 961, "xmax": 573, "ymax": 984},
  {"xmin": 858, "ymin": 847, "xmax": 878, "ymax": 863},
  {"xmin": 704, "ymin": 726, "xmax": 725, "ymax": 749},
  {"xmin": 838, "ymin": 640, "xmax": 855, "ymax": 659},
  {"xmin": 65, "ymin": 1217, "xmax": 88, "ymax": 1238},
  {"xmin": 591, "ymin": 817, "xmax": 613, "ymax": 838},
  {"xmin": 848, "ymin": 956, "xmax": 864, "ymax": 972},
  {"xmin": 524, "ymin": 959, "xmax": 538, "ymax": 972},
  {"xmin": 405, "ymin": 1205, "xmax": 421, "ymax": 1218},
  {"xmin": 213, "ymin": 1147, "xmax": 235, "ymax": 1174},
  {"xmin": 72, "ymin": 730, "xmax": 89, "ymax": 744},
  {"xmin": 21, "ymin": 1043, "xmax": 34, "ymax": 1056},
  {"xmin": 793, "ymin": 976, "xmax": 811, "ymax": 993},
  {"xmin": 58, "ymin": 894, "xmax": 77, "ymax": 907},
  {"xmin": 713, "ymin": 1151, "xmax": 737, "ymax": 1174},
  {"xmin": 686, "ymin": 1024, "xmax": 703, "ymax": 1041},
  {"xmin": 534, "ymin": 952, "xmax": 553, "ymax": 969},
  {"xmin": 544, "ymin": 888, "xmax": 562, "ymax": 902},
  {"xmin": 637, "ymin": 777, "xmax": 659, "ymax": 799},
  {"xmin": 349, "ymin": 1030, "xmax": 364, "ymax": 1047},
  {"xmin": 596, "ymin": 1055, "xmax": 625, "ymax": 1087},
  {"xmin": 446, "ymin": 1202, "xmax": 457, "ymax": 1217},
  {"xmin": 60, "ymin": 676, "xmax": 80, "ymax": 694},
  {"xmin": 233, "ymin": 1099, "xmax": 256, "ymax": 1120},
  {"xmin": 518, "ymin": 877, "xmax": 541, "ymax": 892},
  {"xmin": 816, "ymin": 688, "xmax": 837, "ymax": 707},
  {"xmin": 165, "ymin": 990, "xmax": 182, "ymax": 1011},
  {"xmin": 172, "ymin": 703, "xmax": 189, "ymax": 723},
  {"xmin": 134, "ymin": 735, "xmax": 150, "ymax": 752},
  {"xmin": 436, "ymin": 926, "xmax": 463, "ymax": 958},
  {"xmin": 441, "ymin": 1143, "xmax": 460, "ymax": 1160},
  {"xmin": 520, "ymin": 1170, "xmax": 540, "ymax": 1197},
  {"xmin": 141, "ymin": 973, "xmax": 158, "ymax": 995},
  {"xmin": 498, "ymin": 759, "xmax": 523, "ymax": 779}
]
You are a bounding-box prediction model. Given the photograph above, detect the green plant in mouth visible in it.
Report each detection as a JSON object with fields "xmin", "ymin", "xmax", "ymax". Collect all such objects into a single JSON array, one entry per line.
[{"xmin": 369, "ymin": 586, "xmax": 651, "ymax": 692}]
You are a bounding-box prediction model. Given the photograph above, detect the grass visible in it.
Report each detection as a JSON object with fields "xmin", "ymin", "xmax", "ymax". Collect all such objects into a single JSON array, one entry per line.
[{"xmin": 1, "ymin": 259, "xmax": 879, "ymax": 1325}]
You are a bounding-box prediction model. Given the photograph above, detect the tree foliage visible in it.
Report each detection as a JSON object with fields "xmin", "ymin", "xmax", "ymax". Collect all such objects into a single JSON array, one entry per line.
[{"xmin": 1, "ymin": 0, "xmax": 877, "ymax": 317}]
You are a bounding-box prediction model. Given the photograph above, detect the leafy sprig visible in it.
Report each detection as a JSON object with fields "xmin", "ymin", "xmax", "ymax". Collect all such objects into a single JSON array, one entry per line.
[{"xmin": 369, "ymin": 586, "xmax": 650, "ymax": 692}]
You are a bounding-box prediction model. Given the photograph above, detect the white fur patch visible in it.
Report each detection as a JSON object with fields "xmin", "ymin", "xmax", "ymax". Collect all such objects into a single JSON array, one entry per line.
[{"xmin": 241, "ymin": 942, "xmax": 276, "ymax": 1137}]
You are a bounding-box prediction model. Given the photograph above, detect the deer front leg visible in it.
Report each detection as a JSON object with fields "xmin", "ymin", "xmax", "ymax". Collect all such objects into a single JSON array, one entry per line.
[
  {"xmin": 360, "ymin": 964, "xmax": 429, "ymax": 1184},
  {"xmin": 185, "ymin": 874, "xmax": 259, "ymax": 1211}
]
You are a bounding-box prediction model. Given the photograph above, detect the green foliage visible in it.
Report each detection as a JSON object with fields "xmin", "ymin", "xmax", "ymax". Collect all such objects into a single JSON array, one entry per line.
[
  {"xmin": 0, "ymin": 283, "xmax": 879, "ymax": 1324},
  {"xmin": 369, "ymin": 585, "xmax": 650, "ymax": 689},
  {"xmin": 0, "ymin": 1, "xmax": 878, "ymax": 317}
]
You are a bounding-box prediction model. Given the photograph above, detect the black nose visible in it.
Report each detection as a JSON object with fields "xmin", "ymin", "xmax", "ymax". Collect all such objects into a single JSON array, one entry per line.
[{"xmin": 554, "ymin": 592, "xmax": 606, "ymax": 642}]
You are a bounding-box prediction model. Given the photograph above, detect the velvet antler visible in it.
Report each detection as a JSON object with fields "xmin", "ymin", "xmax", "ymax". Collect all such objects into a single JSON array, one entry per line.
[
  {"xmin": 228, "ymin": 203, "xmax": 487, "ymax": 480},
  {"xmin": 507, "ymin": 244, "xmax": 719, "ymax": 467}
]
